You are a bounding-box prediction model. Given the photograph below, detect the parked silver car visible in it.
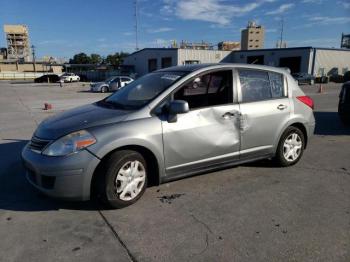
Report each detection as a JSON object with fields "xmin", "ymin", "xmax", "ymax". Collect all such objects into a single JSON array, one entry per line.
[
  {"xmin": 22, "ymin": 64, "xmax": 315, "ymax": 208},
  {"xmin": 90, "ymin": 76, "xmax": 134, "ymax": 92}
]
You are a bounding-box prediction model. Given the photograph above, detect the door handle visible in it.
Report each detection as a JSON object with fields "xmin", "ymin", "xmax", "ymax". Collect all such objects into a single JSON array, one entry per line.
[
  {"xmin": 277, "ymin": 104, "xmax": 287, "ymax": 110},
  {"xmin": 222, "ymin": 112, "xmax": 237, "ymax": 119}
]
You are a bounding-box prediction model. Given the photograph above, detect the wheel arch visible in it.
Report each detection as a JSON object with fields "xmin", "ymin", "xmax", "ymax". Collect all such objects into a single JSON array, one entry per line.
[
  {"xmin": 90, "ymin": 144, "xmax": 161, "ymax": 198},
  {"xmin": 275, "ymin": 121, "xmax": 308, "ymax": 152}
]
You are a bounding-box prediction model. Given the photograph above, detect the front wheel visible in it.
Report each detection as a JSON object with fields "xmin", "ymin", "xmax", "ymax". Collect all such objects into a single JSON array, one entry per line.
[
  {"xmin": 101, "ymin": 86, "xmax": 108, "ymax": 93},
  {"xmin": 274, "ymin": 126, "xmax": 305, "ymax": 167},
  {"xmin": 97, "ymin": 150, "xmax": 148, "ymax": 209}
]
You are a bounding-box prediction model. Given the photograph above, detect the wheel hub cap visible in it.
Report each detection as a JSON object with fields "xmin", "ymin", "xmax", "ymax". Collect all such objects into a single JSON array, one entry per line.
[
  {"xmin": 283, "ymin": 133, "xmax": 302, "ymax": 162},
  {"xmin": 115, "ymin": 160, "xmax": 146, "ymax": 201}
]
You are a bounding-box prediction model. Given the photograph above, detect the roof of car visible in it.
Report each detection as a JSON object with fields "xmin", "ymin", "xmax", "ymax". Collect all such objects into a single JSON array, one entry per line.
[{"xmin": 157, "ymin": 63, "xmax": 290, "ymax": 75}]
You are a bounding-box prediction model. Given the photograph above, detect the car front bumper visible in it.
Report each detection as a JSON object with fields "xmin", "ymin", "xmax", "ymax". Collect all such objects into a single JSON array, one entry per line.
[{"xmin": 21, "ymin": 143, "xmax": 101, "ymax": 201}]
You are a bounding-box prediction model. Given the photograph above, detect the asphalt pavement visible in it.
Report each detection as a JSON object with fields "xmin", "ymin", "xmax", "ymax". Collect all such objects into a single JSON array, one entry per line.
[{"xmin": 0, "ymin": 81, "xmax": 349, "ymax": 262}]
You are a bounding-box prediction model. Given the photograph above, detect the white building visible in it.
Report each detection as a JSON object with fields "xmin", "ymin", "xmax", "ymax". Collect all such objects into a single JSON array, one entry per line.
[
  {"xmin": 123, "ymin": 46, "xmax": 350, "ymax": 77},
  {"xmin": 230, "ymin": 47, "xmax": 350, "ymax": 76},
  {"xmin": 123, "ymin": 48, "xmax": 231, "ymax": 77}
]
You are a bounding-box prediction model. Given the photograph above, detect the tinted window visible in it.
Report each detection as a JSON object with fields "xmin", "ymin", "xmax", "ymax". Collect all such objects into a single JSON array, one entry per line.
[
  {"xmin": 174, "ymin": 70, "xmax": 233, "ymax": 109},
  {"xmin": 239, "ymin": 69, "xmax": 271, "ymax": 102},
  {"xmin": 269, "ymin": 72, "xmax": 285, "ymax": 98}
]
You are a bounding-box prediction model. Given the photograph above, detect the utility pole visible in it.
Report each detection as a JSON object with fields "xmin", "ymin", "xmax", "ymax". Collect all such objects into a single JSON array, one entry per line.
[
  {"xmin": 134, "ymin": 0, "xmax": 139, "ymax": 50},
  {"xmin": 31, "ymin": 44, "xmax": 36, "ymax": 73}
]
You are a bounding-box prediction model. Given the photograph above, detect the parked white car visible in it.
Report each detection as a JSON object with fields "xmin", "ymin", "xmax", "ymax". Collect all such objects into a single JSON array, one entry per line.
[
  {"xmin": 60, "ymin": 73, "xmax": 80, "ymax": 83},
  {"xmin": 90, "ymin": 76, "xmax": 134, "ymax": 92}
]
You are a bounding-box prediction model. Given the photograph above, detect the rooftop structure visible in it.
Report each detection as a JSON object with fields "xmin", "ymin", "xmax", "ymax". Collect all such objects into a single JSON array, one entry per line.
[{"xmin": 241, "ymin": 21, "xmax": 265, "ymax": 51}]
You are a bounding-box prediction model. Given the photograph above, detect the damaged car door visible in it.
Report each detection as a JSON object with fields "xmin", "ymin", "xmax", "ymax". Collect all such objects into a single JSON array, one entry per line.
[
  {"xmin": 162, "ymin": 69, "xmax": 241, "ymax": 177},
  {"xmin": 237, "ymin": 68, "xmax": 290, "ymax": 159}
]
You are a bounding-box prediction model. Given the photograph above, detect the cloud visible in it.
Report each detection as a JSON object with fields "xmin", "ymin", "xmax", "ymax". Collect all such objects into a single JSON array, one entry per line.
[
  {"xmin": 38, "ymin": 40, "xmax": 67, "ymax": 45},
  {"xmin": 308, "ymin": 16, "xmax": 350, "ymax": 25},
  {"xmin": 265, "ymin": 3, "xmax": 294, "ymax": 15},
  {"xmin": 337, "ymin": 1, "xmax": 350, "ymax": 9},
  {"xmin": 302, "ymin": 0, "xmax": 323, "ymax": 3},
  {"xmin": 162, "ymin": 0, "xmax": 276, "ymax": 25},
  {"xmin": 147, "ymin": 27, "xmax": 174, "ymax": 33}
]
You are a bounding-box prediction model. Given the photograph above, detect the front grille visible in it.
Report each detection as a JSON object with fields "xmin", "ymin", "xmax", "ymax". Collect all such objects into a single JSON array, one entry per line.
[{"xmin": 29, "ymin": 136, "xmax": 51, "ymax": 152}]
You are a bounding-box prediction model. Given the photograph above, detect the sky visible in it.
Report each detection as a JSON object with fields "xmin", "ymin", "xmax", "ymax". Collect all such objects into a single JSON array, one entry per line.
[{"xmin": 0, "ymin": 0, "xmax": 349, "ymax": 59}]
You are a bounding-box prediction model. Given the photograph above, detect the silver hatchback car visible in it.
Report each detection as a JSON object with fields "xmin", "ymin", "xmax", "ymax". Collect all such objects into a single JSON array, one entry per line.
[{"xmin": 22, "ymin": 64, "xmax": 315, "ymax": 208}]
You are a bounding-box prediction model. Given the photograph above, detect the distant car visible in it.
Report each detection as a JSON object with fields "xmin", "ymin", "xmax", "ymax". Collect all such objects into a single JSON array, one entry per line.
[
  {"xmin": 60, "ymin": 73, "xmax": 80, "ymax": 83},
  {"xmin": 292, "ymin": 73, "xmax": 315, "ymax": 85},
  {"xmin": 90, "ymin": 76, "xmax": 134, "ymax": 93},
  {"xmin": 34, "ymin": 74, "xmax": 60, "ymax": 83},
  {"xmin": 338, "ymin": 82, "xmax": 350, "ymax": 125}
]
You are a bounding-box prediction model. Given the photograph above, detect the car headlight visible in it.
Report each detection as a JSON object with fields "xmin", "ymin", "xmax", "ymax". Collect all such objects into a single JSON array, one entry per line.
[{"xmin": 42, "ymin": 130, "xmax": 96, "ymax": 156}]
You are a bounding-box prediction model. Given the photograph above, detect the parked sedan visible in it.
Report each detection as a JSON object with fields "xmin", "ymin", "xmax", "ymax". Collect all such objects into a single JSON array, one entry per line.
[
  {"xmin": 34, "ymin": 74, "xmax": 60, "ymax": 83},
  {"xmin": 338, "ymin": 81, "xmax": 350, "ymax": 125},
  {"xmin": 292, "ymin": 73, "xmax": 315, "ymax": 85},
  {"xmin": 90, "ymin": 76, "xmax": 134, "ymax": 93},
  {"xmin": 60, "ymin": 73, "xmax": 80, "ymax": 83},
  {"xmin": 22, "ymin": 64, "xmax": 315, "ymax": 209}
]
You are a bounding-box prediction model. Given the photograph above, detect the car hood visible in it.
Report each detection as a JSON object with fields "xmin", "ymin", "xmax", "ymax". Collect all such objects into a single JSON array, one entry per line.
[
  {"xmin": 91, "ymin": 82, "xmax": 105, "ymax": 86},
  {"xmin": 34, "ymin": 103, "xmax": 130, "ymax": 140}
]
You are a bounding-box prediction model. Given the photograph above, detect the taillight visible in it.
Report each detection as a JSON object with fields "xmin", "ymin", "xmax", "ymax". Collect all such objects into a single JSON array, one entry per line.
[{"xmin": 297, "ymin": 96, "xmax": 314, "ymax": 110}]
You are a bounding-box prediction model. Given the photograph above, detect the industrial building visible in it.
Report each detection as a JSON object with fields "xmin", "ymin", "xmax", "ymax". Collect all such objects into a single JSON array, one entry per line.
[
  {"xmin": 230, "ymin": 46, "xmax": 350, "ymax": 76},
  {"xmin": 123, "ymin": 48, "xmax": 231, "ymax": 76},
  {"xmin": 3, "ymin": 24, "xmax": 31, "ymax": 62},
  {"xmin": 123, "ymin": 46, "xmax": 350, "ymax": 77},
  {"xmin": 241, "ymin": 21, "xmax": 265, "ymax": 50}
]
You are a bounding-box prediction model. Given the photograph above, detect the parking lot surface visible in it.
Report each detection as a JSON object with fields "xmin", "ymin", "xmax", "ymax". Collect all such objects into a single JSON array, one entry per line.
[{"xmin": 0, "ymin": 81, "xmax": 349, "ymax": 262}]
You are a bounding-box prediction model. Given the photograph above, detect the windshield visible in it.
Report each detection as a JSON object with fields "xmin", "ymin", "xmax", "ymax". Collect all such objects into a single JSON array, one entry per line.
[
  {"xmin": 105, "ymin": 76, "xmax": 116, "ymax": 83},
  {"xmin": 102, "ymin": 71, "xmax": 188, "ymax": 110}
]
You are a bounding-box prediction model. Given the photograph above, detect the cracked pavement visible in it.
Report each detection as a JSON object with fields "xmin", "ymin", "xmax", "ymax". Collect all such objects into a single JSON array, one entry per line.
[{"xmin": 0, "ymin": 81, "xmax": 349, "ymax": 261}]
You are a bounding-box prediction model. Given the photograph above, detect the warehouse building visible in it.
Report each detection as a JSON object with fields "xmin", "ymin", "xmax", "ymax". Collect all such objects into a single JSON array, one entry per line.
[
  {"xmin": 123, "ymin": 48, "xmax": 231, "ymax": 76},
  {"xmin": 230, "ymin": 47, "xmax": 350, "ymax": 76}
]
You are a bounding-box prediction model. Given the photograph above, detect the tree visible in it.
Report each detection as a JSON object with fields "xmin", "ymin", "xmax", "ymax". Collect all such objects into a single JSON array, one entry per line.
[
  {"xmin": 69, "ymin": 53, "xmax": 91, "ymax": 64},
  {"xmin": 90, "ymin": 53, "xmax": 102, "ymax": 64},
  {"xmin": 105, "ymin": 52, "xmax": 129, "ymax": 66}
]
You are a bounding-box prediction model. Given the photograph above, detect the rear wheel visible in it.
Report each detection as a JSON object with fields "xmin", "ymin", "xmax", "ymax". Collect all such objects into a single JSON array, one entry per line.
[
  {"xmin": 97, "ymin": 150, "xmax": 147, "ymax": 209},
  {"xmin": 101, "ymin": 86, "xmax": 108, "ymax": 93},
  {"xmin": 275, "ymin": 126, "xmax": 305, "ymax": 167}
]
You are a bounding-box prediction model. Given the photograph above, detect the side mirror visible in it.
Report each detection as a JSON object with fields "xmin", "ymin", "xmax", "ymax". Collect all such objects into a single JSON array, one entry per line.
[{"xmin": 168, "ymin": 100, "xmax": 189, "ymax": 123}]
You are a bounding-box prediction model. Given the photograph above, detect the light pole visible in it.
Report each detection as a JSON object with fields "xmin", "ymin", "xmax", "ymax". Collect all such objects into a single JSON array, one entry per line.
[{"xmin": 31, "ymin": 44, "xmax": 36, "ymax": 73}]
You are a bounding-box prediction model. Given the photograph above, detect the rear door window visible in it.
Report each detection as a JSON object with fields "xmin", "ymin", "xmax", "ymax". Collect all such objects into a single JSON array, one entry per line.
[
  {"xmin": 238, "ymin": 69, "xmax": 286, "ymax": 102},
  {"xmin": 239, "ymin": 69, "xmax": 271, "ymax": 102}
]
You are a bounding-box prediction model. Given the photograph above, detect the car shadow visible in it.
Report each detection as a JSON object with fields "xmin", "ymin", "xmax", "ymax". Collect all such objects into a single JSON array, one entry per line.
[
  {"xmin": 314, "ymin": 111, "xmax": 350, "ymax": 135},
  {"xmin": 0, "ymin": 140, "xmax": 100, "ymax": 212}
]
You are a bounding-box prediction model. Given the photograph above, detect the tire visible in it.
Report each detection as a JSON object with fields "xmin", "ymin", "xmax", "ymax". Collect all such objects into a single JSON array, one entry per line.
[
  {"xmin": 101, "ymin": 86, "xmax": 108, "ymax": 93},
  {"xmin": 274, "ymin": 126, "xmax": 305, "ymax": 167},
  {"xmin": 97, "ymin": 150, "xmax": 148, "ymax": 209}
]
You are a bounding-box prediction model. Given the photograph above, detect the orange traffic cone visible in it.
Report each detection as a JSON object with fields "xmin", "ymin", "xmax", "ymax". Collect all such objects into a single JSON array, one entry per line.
[{"xmin": 43, "ymin": 103, "xmax": 52, "ymax": 110}]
